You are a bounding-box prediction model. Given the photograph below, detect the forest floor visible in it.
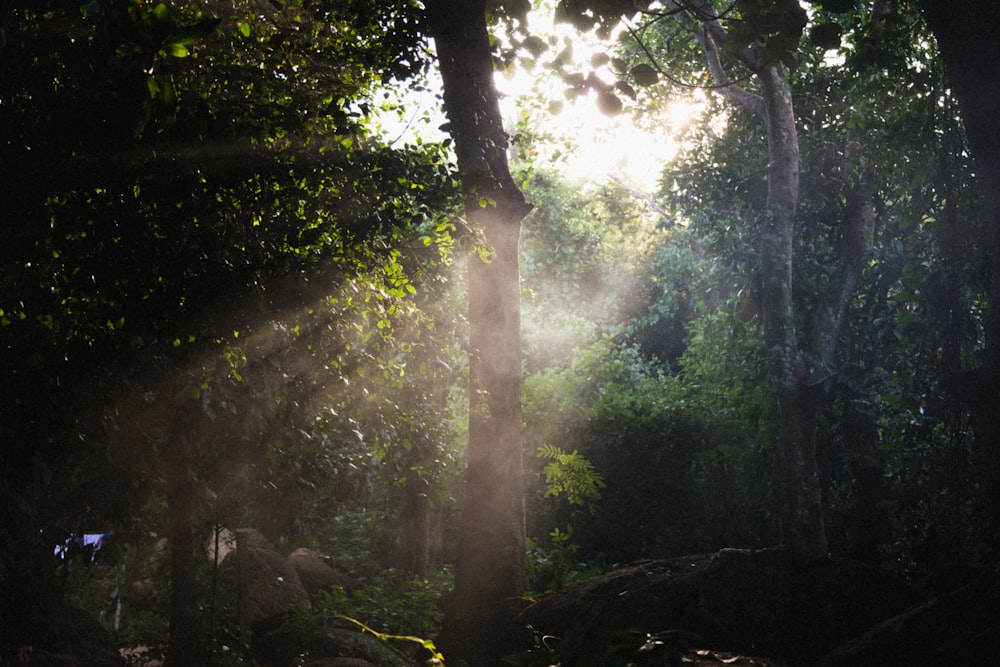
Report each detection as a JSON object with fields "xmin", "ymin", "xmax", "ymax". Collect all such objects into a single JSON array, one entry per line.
[
  {"xmin": 502, "ymin": 548, "xmax": 1000, "ymax": 667},
  {"xmin": 16, "ymin": 547, "xmax": 1000, "ymax": 666}
]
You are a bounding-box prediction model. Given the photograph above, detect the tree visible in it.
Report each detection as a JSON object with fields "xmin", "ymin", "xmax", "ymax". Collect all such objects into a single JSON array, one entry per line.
[
  {"xmin": 0, "ymin": 0, "xmax": 455, "ymax": 661},
  {"xmin": 919, "ymin": 1, "xmax": 1000, "ymax": 552},
  {"xmin": 425, "ymin": 1, "xmax": 534, "ymax": 663},
  {"xmin": 554, "ymin": 0, "xmax": 881, "ymax": 555}
]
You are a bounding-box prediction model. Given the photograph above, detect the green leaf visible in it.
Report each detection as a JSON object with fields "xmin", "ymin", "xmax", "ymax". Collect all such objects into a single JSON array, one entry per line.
[
  {"xmin": 152, "ymin": 3, "xmax": 170, "ymax": 22},
  {"xmin": 615, "ymin": 81, "xmax": 636, "ymax": 100},
  {"xmin": 630, "ymin": 63, "xmax": 658, "ymax": 86},
  {"xmin": 166, "ymin": 42, "xmax": 190, "ymax": 58},
  {"xmin": 167, "ymin": 18, "xmax": 222, "ymax": 47},
  {"xmin": 476, "ymin": 244, "xmax": 495, "ymax": 264},
  {"xmin": 596, "ymin": 91, "xmax": 622, "ymax": 116},
  {"xmin": 590, "ymin": 52, "xmax": 610, "ymax": 67},
  {"xmin": 809, "ymin": 22, "xmax": 842, "ymax": 51},
  {"xmin": 521, "ymin": 34, "xmax": 548, "ymax": 57},
  {"xmin": 238, "ymin": 22, "xmax": 251, "ymax": 38},
  {"xmin": 813, "ymin": 0, "xmax": 855, "ymax": 12}
]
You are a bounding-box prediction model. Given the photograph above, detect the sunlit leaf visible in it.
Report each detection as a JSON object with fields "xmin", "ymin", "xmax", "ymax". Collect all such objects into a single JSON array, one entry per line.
[
  {"xmin": 168, "ymin": 18, "xmax": 222, "ymax": 47},
  {"xmin": 166, "ymin": 42, "xmax": 190, "ymax": 58},
  {"xmin": 152, "ymin": 3, "xmax": 170, "ymax": 22},
  {"xmin": 521, "ymin": 34, "xmax": 548, "ymax": 57},
  {"xmin": 554, "ymin": 44, "xmax": 572, "ymax": 67},
  {"xmin": 476, "ymin": 244, "xmax": 496, "ymax": 264},
  {"xmin": 596, "ymin": 91, "xmax": 622, "ymax": 116}
]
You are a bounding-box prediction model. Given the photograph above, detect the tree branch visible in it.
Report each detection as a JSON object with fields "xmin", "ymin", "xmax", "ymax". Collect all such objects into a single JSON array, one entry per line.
[
  {"xmin": 662, "ymin": 0, "xmax": 766, "ymax": 118},
  {"xmin": 806, "ymin": 140, "xmax": 877, "ymax": 381},
  {"xmin": 607, "ymin": 174, "xmax": 668, "ymax": 217}
]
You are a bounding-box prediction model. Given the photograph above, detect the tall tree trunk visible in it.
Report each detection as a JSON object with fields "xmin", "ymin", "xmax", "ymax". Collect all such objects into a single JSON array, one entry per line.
[
  {"xmin": 674, "ymin": 0, "xmax": 829, "ymax": 554},
  {"xmin": 163, "ymin": 451, "xmax": 200, "ymax": 667},
  {"xmin": 920, "ymin": 1, "xmax": 1000, "ymax": 551},
  {"xmin": 404, "ymin": 468, "xmax": 433, "ymax": 576},
  {"xmin": 426, "ymin": 1, "xmax": 533, "ymax": 663},
  {"xmin": 756, "ymin": 66, "xmax": 828, "ymax": 556}
]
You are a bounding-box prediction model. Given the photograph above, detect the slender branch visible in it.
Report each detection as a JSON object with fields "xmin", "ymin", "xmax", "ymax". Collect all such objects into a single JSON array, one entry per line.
[
  {"xmin": 607, "ymin": 175, "xmax": 706, "ymax": 258},
  {"xmin": 807, "ymin": 140, "xmax": 877, "ymax": 379},
  {"xmin": 699, "ymin": 24, "xmax": 766, "ymax": 117},
  {"xmin": 607, "ymin": 174, "xmax": 668, "ymax": 217},
  {"xmin": 623, "ymin": 18, "xmax": 756, "ymax": 91},
  {"xmin": 658, "ymin": 0, "xmax": 766, "ymax": 117}
]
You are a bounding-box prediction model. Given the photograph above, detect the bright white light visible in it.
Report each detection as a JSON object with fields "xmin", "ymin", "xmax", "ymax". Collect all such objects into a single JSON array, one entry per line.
[
  {"xmin": 373, "ymin": 3, "xmax": 705, "ymax": 194},
  {"xmin": 499, "ymin": 82, "xmax": 703, "ymax": 192},
  {"xmin": 494, "ymin": 6, "xmax": 703, "ymax": 193}
]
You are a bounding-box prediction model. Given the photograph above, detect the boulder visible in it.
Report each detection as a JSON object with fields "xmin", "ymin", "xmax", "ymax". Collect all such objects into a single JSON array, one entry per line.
[
  {"xmin": 230, "ymin": 543, "xmax": 311, "ymax": 633},
  {"xmin": 288, "ymin": 548, "xmax": 358, "ymax": 600},
  {"xmin": 205, "ymin": 525, "xmax": 238, "ymax": 564},
  {"xmin": 235, "ymin": 527, "xmax": 274, "ymax": 551}
]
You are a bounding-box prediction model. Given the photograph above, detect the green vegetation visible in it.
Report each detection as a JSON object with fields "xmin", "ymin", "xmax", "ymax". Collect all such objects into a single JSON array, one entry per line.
[{"xmin": 3, "ymin": 0, "xmax": 1000, "ymax": 664}]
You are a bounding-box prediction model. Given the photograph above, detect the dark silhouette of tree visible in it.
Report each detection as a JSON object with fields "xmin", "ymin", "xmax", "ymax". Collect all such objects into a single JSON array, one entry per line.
[{"xmin": 920, "ymin": 0, "xmax": 1000, "ymax": 552}]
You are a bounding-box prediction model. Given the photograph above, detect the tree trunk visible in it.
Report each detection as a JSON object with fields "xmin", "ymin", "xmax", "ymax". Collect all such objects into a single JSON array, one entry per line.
[
  {"xmin": 163, "ymin": 452, "xmax": 200, "ymax": 667},
  {"xmin": 920, "ymin": 1, "xmax": 1000, "ymax": 551},
  {"xmin": 667, "ymin": 2, "xmax": 832, "ymax": 555},
  {"xmin": 426, "ymin": 1, "xmax": 532, "ymax": 663},
  {"xmin": 676, "ymin": 0, "xmax": 887, "ymax": 554},
  {"xmin": 404, "ymin": 468, "xmax": 434, "ymax": 576},
  {"xmin": 756, "ymin": 65, "xmax": 829, "ymax": 556}
]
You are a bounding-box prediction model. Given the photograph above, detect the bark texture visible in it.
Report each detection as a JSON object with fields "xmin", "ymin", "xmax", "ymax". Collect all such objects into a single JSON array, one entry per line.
[{"xmin": 426, "ymin": 1, "xmax": 532, "ymax": 663}]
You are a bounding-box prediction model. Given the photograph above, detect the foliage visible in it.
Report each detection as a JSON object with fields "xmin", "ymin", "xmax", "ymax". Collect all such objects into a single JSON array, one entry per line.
[
  {"xmin": 537, "ymin": 444, "xmax": 605, "ymax": 510},
  {"xmin": 524, "ymin": 334, "xmax": 769, "ymax": 564},
  {"xmin": 3, "ymin": 1, "xmax": 999, "ymax": 662},
  {"xmin": 0, "ymin": 0, "xmax": 464, "ymax": 658},
  {"xmin": 519, "ymin": 165, "xmax": 659, "ymax": 374},
  {"xmin": 338, "ymin": 615, "xmax": 446, "ymax": 666},
  {"xmin": 288, "ymin": 568, "xmax": 453, "ymax": 642},
  {"xmin": 526, "ymin": 445, "xmax": 606, "ymax": 593},
  {"xmin": 639, "ymin": 0, "xmax": 990, "ymax": 567}
]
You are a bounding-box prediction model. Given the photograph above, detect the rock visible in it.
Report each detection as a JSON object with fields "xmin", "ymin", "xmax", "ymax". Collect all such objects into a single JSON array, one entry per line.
[
  {"xmin": 231, "ymin": 544, "xmax": 311, "ymax": 632},
  {"xmin": 508, "ymin": 549, "xmax": 917, "ymax": 665},
  {"xmin": 288, "ymin": 548, "xmax": 358, "ymax": 600},
  {"xmin": 205, "ymin": 525, "xmax": 238, "ymax": 564},
  {"xmin": 235, "ymin": 528, "xmax": 274, "ymax": 551}
]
